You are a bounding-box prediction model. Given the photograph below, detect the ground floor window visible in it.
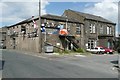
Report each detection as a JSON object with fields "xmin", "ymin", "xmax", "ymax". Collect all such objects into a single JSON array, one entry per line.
[{"xmin": 87, "ymin": 39, "xmax": 97, "ymax": 49}]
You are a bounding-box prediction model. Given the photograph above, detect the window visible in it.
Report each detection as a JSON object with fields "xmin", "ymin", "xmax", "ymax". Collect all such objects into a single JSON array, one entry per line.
[
  {"xmin": 109, "ymin": 27, "xmax": 112, "ymax": 34},
  {"xmin": 107, "ymin": 26, "xmax": 109, "ymax": 35},
  {"xmin": 93, "ymin": 25, "xmax": 95, "ymax": 33},
  {"xmin": 76, "ymin": 24, "xmax": 81, "ymax": 34},
  {"xmin": 100, "ymin": 25, "xmax": 103, "ymax": 34},
  {"xmin": 89, "ymin": 24, "xmax": 96, "ymax": 33},
  {"xmin": 91, "ymin": 40, "xmax": 94, "ymax": 49},
  {"xmin": 90, "ymin": 24, "xmax": 92, "ymax": 33},
  {"xmin": 88, "ymin": 39, "xmax": 97, "ymax": 49},
  {"xmin": 107, "ymin": 26, "xmax": 112, "ymax": 35},
  {"xmin": 21, "ymin": 26, "xmax": 26, "ymax": 34}
]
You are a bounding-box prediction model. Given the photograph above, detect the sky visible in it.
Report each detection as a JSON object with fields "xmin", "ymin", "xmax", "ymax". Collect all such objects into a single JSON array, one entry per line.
[{"xmin": 0, "ymin": 0, "xmax": 119, "ymax": 36}]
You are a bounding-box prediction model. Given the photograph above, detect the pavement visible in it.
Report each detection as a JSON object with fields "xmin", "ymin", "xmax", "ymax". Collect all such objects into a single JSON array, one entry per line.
[{"xmin": 1, "ymin": 49, "xmax": 119, "ymax": 78}]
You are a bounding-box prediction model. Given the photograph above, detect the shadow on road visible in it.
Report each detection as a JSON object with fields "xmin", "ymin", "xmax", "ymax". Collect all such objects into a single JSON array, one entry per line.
[
  {"xmin": 0, "ymin": 60, "xmax": 5, "ymax": 70},
  {"xmin": 110, "ymin": 60, "xmax": 118, "ymax": 64},
  {"xmin": 111, "ymin": 60, "xmax": 120, "ymax": 69}
]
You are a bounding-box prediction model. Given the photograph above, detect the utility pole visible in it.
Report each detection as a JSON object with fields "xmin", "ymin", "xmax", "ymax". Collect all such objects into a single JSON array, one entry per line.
[{"xmin": 38, "ymin": 0, "xmax": 42, "ymax": 53}]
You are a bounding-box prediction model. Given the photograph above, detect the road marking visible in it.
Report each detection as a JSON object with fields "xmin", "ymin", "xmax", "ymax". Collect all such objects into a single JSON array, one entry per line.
[
  {"xmin": 37, "ymin": 55, "xmax": 47, "ymax": 59},
  {"xmin": 74, "ymin": 55, "xmax": 86, "ymax": 57}
]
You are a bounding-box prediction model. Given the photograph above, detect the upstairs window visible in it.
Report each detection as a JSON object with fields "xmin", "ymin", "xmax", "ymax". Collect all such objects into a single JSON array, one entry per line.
[
  {"xmin": 109, "ymin": 27, "xmax": 112, "ymax": 34},
  {"xmin": 90, "ymin": 24, "xmax": 96, "ymax": 33},
  {"xmin": 100, "ymin": 25, "xmax": 103, "ymax": 34},
  {"xmin": 107, "ymin": 26, "xmax": 112, "ymax": 35},
  {"xmin": 76, "ymin": 24, "xmax": 81, "ymax": 34}
]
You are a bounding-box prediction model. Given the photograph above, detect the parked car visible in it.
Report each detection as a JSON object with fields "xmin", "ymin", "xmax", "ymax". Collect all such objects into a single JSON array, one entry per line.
[
  {"xmin": 104, "ymin": 47, "xmax": 114, "ymax": 54},
  {"xmin": 0, "ymin": 42, "xmax": 6, "ymax": 49},
  {"xmin": 86, "ymin": 47, "xmax": 105, "ymax": 54}
]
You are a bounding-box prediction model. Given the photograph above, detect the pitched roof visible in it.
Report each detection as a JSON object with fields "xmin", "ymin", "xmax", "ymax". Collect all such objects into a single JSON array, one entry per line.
[
  {"xmin": 7, "ymin": 14, "xmax": 82, "ymax": 28},
  {"xmin": 67, "ymin": 9, "xmax": 116, "ymax": 25},
  {"xmin": 41, "ymin": 14, "xmax": 82, "ymax": 23}
]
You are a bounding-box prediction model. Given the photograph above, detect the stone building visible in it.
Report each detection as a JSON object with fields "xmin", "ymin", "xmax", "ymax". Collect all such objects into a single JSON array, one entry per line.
[
  {"xmin": 63, "ymin": 9, "xmax": 116, "ymax": 49},
  {"xmin": 0, "ymin": 27, "xmax": 7, "ymax": 49},
  {"xmin": 5, "ymin": 9, "xmax": 116, "ymax": 53},
  {"xmin": 6, "ymin": 14, "xmax": 83, "ymax": 53}
]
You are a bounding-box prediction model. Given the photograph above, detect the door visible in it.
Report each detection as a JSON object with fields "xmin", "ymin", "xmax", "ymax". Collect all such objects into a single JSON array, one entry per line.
[{"xmin": 13, "ymin": 38, "xmax": 16, "ymax": 49}]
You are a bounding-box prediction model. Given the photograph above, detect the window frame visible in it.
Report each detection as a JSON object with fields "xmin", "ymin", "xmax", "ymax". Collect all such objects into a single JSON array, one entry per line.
[{"xmin": 76, "ymin": 24, "xmax": 81, "ymax": 34}]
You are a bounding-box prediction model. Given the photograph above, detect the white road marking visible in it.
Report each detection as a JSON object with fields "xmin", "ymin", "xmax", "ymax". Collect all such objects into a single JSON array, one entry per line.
[{"xmin": 74, "ymin": 55, "xmax": 86, "ymax": 57}]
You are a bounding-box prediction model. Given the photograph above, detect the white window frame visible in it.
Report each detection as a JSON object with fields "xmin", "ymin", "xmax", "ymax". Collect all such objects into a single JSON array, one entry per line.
[
  {"xmin": 100, "ymin": 25, "xmax": 103, "ymax": 34},
  {"xmin": 109, "ymin": 27, "xmax": 112, "ymax": 34},
  {"xmin": 89, "ymin": 24, "xmax": 96, "ymax": 33},
  {"xmin": 90, "ymin": 24, "xmax": 92, "ymax": 33},
  {"xmin": 107, "ymin": 26, "xmax": 109, "ymax": 35},
  {"xmin": 88, "ymin": 40, "xmax": 97, "ymax": 49},
  {"xmin": 76, "ymin": 25, "xmax": 81, "ymax": 34},
  {"xmin": 107, "ymin": 26, "xmax": 112, "ymax": 35},
  {"xmin": 93, "ymin": 24, "xmax": 96, "ymax": 33}
]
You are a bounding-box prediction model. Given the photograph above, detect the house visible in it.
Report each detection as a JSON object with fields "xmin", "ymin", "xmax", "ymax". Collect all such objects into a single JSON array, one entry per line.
[
  {"xmin": 6, "ymin": 14, "xmax": 83, "ymax": 53},
  {"xmin": 0, "ymin": 27, "xmax": 7, "ymax": 49},
  {"xmin": 63, "ymin": 9, "xmax": 116, "ymax": 49}
]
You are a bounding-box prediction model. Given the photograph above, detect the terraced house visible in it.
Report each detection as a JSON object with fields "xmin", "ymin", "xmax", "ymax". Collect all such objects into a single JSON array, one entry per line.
[{"xmin": 5, "ymin": 9, "xmax": 116, "ymax": 53}]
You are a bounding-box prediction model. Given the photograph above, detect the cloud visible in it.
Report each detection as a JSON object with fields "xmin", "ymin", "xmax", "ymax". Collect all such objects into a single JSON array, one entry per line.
[
  {"xmin": 83, "ymin": 0, "xmax": 118, "ymax": 36},
  {"xmin": 1, "ymin": 0, "xmax": 49, "ymax": 27}
]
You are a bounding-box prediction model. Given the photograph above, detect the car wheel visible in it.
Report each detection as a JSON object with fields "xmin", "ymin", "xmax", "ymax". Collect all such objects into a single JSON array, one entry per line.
[
  {"xmin": 98, "ymin": 51, "xmax": 102, "ymax": 54},
  {"xmin": 109, "ymin": 52, "xmax": 113, "ymax": 54}
]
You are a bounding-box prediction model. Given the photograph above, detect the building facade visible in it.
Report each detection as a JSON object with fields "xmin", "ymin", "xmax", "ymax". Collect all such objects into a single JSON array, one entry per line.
[
  {"xmin": 6, "ymin": 14, "xmax": 83, "ymax": 53},
  {"xmin": 63, "ymin": 9, "xmax": 116, "ymax": 49},
  {"xmin": 0, "ymin": 27, "xmax": 7, "ymax": 49},
  {"xmin": 5, "ymin": 10, "xmax": 116, "ymax": 53}
]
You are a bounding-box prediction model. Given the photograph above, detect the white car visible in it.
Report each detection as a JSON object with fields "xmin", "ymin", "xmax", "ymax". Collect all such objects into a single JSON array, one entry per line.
[{"xmin": 86, "ymin": 47, "xmax": 105, "ymax": 54}]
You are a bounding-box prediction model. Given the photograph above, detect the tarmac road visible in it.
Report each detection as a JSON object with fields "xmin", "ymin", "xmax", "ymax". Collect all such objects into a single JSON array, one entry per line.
[{"xmin": 1, "ymin": 49, "xmax": 119, "ymax": 78}]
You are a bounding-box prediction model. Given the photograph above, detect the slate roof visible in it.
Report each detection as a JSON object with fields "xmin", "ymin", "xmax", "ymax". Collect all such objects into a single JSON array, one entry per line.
[
  {"xmin": 7, "ymin": 14, "xmax": 82, "ymax": 28},
  {"xmin": 41, "ymin": 14, "xmax": 82, "ymax": 23},
  {"xmin": 67, "ymin": 9, "xmax": 116, "ymax": 25}
]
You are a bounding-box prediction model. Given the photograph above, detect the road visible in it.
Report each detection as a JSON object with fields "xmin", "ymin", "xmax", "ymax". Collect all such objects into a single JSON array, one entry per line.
[{"xmin": 1, "ymin": 49, "xmax": 119, "ymax": 78}]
